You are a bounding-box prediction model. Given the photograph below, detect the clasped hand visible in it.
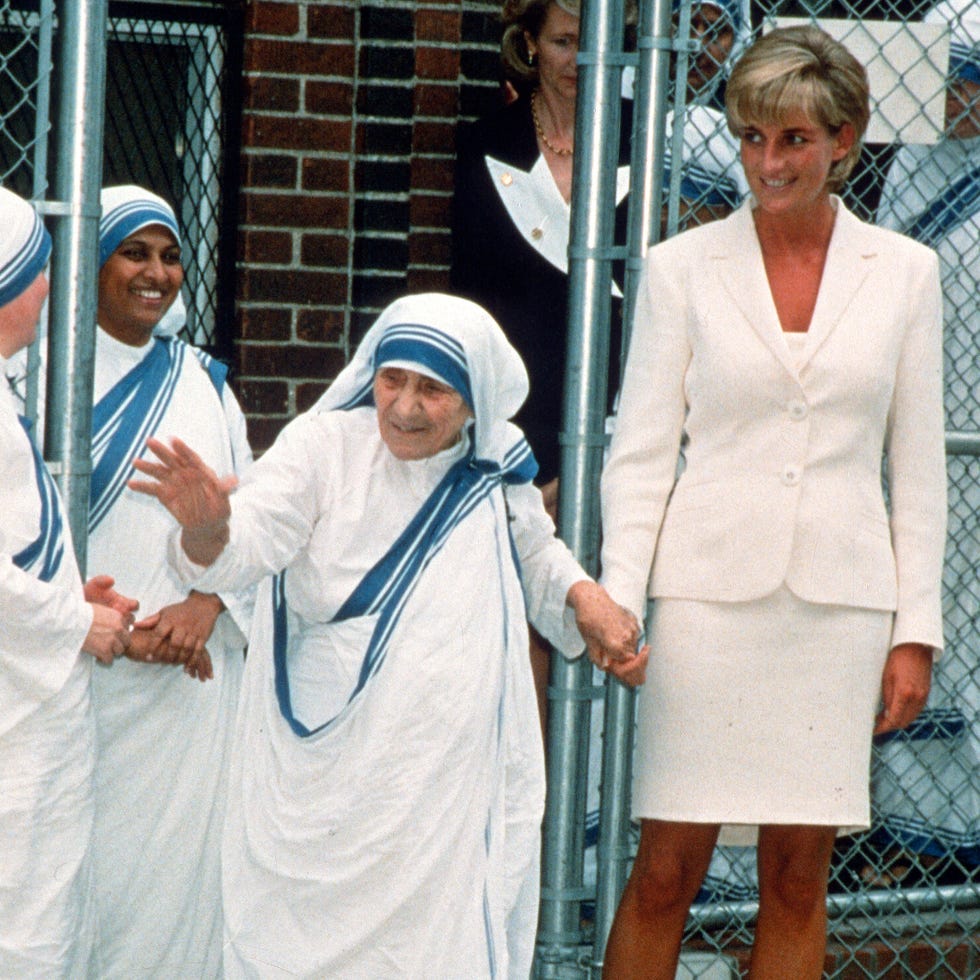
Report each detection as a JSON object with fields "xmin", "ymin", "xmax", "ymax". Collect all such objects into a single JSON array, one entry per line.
[
  {"xmin": 126, "ymin": 591, "xmax": 223, "ymax": 682},
  {"xmin": 567, "ymin": 580, "xmax": 649, "ymax": 687},
  {"xmin": 82, "ymin": 575, "xmax": 138, "ymax": 664}
]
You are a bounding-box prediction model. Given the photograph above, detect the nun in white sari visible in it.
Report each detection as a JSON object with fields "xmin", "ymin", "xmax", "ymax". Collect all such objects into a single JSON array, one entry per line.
[
  {"xmin": 131, "ymin": 292, "xmax": 645, "ymax": 979},
  {"xmin": 872, "ymin": 0, "xmax": 980, "ymax": 876}
]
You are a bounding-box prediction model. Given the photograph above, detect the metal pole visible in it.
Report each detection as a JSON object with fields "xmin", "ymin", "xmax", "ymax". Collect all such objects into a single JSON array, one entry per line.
[
  {"xmin": 589, "ymin": 1, "xmax": 677, "ymax": 963},
  {"xmin": 536, "ymin": 0, "xmax": 628, "ymax": 975},
  {"xmin": 43, "ymin": 0, "xmax": 109, "ymax": 575}
]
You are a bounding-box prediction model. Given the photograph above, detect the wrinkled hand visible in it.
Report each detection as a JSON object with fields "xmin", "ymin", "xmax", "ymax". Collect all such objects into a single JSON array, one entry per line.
[
  {"xmin": 567, "ymin": 580, "xmax": 649, "ymax": 687},
  {"xmin": 83, "ymin": 603, "xmax": 131, "ymax": 665},
  {"xmin": 127, "ymin": 592, "xmax": 223, "ymax": 682},
  {"xmin": 128, "ymin": 437, "xmax": 237, "ymax": 566},
  {"xmin": 83, "ymin": 575, "xmax": 138, "ymax": 626},
  {"xmin": 874, "ymin": 642, "xmax": 933, "ymax": 735}
]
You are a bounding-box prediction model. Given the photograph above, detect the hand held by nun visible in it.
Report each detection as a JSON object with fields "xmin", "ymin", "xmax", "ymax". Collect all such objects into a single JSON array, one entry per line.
[
  {"xmin": 82, "ymin": 603, "xmax": 132, "ymax": 664},
  {"xmin": 567, "ymin": 580, "xmax": 649, "ymax": 687},
  {"xmin": 129, "ymin": 436, "xmax": 237, "ymax": 566}
]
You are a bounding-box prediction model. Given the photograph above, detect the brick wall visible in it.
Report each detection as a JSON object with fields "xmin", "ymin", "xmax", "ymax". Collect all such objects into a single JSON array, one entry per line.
[{"xmin": 236, "ymin": 0, "xmax": 504, "ymax": 452}]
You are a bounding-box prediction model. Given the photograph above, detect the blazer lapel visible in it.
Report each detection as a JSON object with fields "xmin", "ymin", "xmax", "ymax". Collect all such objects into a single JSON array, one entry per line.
[
  {"xmin": 715, "ymin": 203, "xmax": 801, "ymax": 378},
  {"xmin": 799, "ymin": 200, "xmax": 877, "ymax": 368}
]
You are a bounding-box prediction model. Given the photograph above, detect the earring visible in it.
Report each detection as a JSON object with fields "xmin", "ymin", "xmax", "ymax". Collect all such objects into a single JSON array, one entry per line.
[{"xmin": 527, "ymin": 50, "xmax": 536, "ymax": 67}]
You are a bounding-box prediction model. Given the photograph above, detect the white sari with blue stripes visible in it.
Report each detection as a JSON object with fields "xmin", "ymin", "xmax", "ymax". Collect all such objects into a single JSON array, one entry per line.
[
  {"xmin": 83, "ymin": 328, "xmax": 252, "ymax": 980},
  {"xmin": 183, "ymin": 404, "xmax": 585, "ymax": 979},
  {"xmin": 874, "ymin": 135, "xmax": 980, "ymax": 868},
  {"xmin": 0, "ymin": 376, "xmax": 96, "ymax": 978}
]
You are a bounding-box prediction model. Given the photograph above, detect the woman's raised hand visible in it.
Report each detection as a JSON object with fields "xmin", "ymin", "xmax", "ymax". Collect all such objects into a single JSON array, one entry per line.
[{"xmin": 129, "ymin": 437, "xmax": 238, "ymax": 566}]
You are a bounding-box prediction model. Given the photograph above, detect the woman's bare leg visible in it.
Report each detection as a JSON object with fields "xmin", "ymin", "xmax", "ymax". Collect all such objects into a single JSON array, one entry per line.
[
  {"xmin": 602, "ymin": 819, "xmax": 720, "ymax": 980},
  {"xmin": 749, "ymin": 824, "xmax": 837, "ymax": 980}
]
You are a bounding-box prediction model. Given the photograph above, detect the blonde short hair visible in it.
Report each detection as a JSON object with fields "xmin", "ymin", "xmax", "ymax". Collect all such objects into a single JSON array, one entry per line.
[{"xmin": 725, "ymin": 25, "xmax": 870, "ymax": 193}]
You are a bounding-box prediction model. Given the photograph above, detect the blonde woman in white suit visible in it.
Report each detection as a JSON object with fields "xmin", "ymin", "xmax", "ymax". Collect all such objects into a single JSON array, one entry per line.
[{"xmin": 599, "ymin": 26, "xmax": 947, "ymax": 979}]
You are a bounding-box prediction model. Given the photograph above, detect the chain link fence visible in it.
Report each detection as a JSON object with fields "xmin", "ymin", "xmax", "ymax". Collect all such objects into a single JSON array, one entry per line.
[
  {"xmin": 585, "ymin": 1, "xmax": 980, "ymax": 976},
  {"xmin": 0, "ymin": 0, "xmax": 241, "ymax": 355}
]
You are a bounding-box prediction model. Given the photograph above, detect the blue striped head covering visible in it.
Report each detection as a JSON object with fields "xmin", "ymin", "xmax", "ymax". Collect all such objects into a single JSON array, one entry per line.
[
  {"xmin": 315, "ymin": 293, "xmax": 532, "ymax": 470},
  {"xmin": 99, "ymin": 185, "xmax": 181, "ymax": 268},
  {"xmin": 928, "ymin": 1, "xmax": 980, "ymax": 85},
  {"xmin": 373, "ymin": 323, "xmax": 474, "ymax": 411},
  {"xmin": 0, "ymin": 187, "xmax": 51, "ymax": 308}
]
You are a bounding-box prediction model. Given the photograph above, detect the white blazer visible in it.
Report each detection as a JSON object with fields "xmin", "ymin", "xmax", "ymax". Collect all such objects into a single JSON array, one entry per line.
[{"xmin": 601, "ymin": 198, "xmax": 947, "ymax": 652}]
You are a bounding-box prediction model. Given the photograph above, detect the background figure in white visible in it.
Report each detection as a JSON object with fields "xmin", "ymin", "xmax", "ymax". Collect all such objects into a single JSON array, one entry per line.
[
  {"xmin": 872, "ymin": 0, "xmax": 980, "ymax": 881},
  {"xmin": 0, "ymin": 187, "xmax": 133, "ymax": 978},
  {"xmin": 85, "ymin": 186, "xmax": 253, "ymax": 977}
]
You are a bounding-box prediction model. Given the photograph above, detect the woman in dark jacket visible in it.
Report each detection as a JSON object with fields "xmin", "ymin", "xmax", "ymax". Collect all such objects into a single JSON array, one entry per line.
[{"xmin": 450, "ymin": 0, "xmax": 632, "ymax": 496}]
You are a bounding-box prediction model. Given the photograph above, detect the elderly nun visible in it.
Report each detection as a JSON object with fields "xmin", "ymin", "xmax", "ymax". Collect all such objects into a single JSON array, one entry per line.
[
  {"xmin": 0, "ymin": 188, "xmax": 133, "ymax": 976},
  {"xmin": 131, "ymin": 292, "xmax": 646, "ymax": 978}
]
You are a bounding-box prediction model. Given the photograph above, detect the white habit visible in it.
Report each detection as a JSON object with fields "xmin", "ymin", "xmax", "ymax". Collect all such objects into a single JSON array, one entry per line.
[
  {"xmin": 874, "ymin": 133, "xmax": 980, "ymax": 865},
  {"xmin": 0, "ymin": 362, "xmax": 96, "ymax": 979},
  {"xmin": 175, "ymin": 294, "xmax": 590, "ymax": 979},
  {"xmin": 87, "ymin": 329, "xmax": 252, "ymax": 978}
]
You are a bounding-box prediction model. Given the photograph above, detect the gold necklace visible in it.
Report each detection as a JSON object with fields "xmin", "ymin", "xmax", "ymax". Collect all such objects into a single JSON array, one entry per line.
[{"xmin": 531, "ymin": 90, "xmax": 573, "ymax": 157}]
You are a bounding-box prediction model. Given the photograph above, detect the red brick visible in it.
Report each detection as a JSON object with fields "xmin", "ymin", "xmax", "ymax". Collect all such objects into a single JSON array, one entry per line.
[
  {"xmin": 244, "ymin": 75, "xmax": 300, "ymax": 113},
  {"xmin": 409, "ymin": 192, "xmax": 452, "ymax": 228},
  {"xmin": 237, "ymin": 378, "xmax": 290, "ymax": 415},
  {"xmin": 244, "ymin": 416, "xmax": 288, "ymax": 456},
  {"xmin": 241, "ymin": 191, "xmax": 349, "ymax": 230},
  {"xmin": 245, "ymin": 1, "xmax": 300, "ymax": 36},
  {"xmin": 414, "ymin": 83, "xmax": 458, "ymax": 117},
  {"xmin": 411, "ymin": 156, "xmax": 454, "ymax": 192},
  {"xmin": 240, "ymin": 230, "xmax": 293, "ymax": 265},
  {"xmin": 301, "ymin": 158, "xmax": 350, "ymax": 193},
  {"xmin": 243, "ymin": 152, "xmax": 298, "ymax": 190},
  {"xmin": 415, "ymin": 10, "xmax": 460, "ymax": 44},
  {"xmin": 244, "ymin": 39, "xmax": 354, "ymax": 77},
  {"xmin": 297, "ymin": 381, "xmax": 333, "ymax": 413},
  {"xmin": 406, "ymin": 267, "xmax": 450, "ymax": 293},
  {"xmin": 408, "ymin": 231, "xmax": 451, "ymax": 267},
  {"xmin": 304, "ymin": 80, "xmax": 354, "ymax": 116},
  {"xmin": 297, "ymin": 308, "xmax": 345, "ymax": 344},
  {"xmin": 300, "ymin": 233, "xmax": 350, "ymax": 268},
  {"xmin": 237, "ymin": 306, "xmax": 292, "ymax": 342},
  {"xmin": 240, "ymin": 268, "xmax": 348, "ymax": 306},
  {"xmin": 414, "ymin": 46, "xmax": 459, "ymax": 81},
  {"xmin": 307, "ymin": 4, "xmax": 355, "ymax": 40},
  {"xmin": 244, "ymin": 113, "xmax": 351, "ymax": 153},
  {"xmin": 412, "ymin": 120, "xmax": 456, "ymax": 154},
  {"xmin": 939, "ymin": 942, "xmax": 974, "ymax": 978},
  {"xmin": 238, "ymin": 341, "xmax": 347, "ymax": 381}
]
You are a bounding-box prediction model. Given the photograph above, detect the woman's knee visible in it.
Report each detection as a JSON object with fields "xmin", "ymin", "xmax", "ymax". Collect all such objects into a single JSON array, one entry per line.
[
  {"xmin": 625, "ymin": 822, "xmax": 718, "ymax": 916},
  {"xmin": 758, "ymin": 826, "xmax": 835, "ymax": 918}
]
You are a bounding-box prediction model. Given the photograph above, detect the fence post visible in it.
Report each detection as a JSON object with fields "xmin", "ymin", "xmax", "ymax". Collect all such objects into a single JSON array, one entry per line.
[
  {"xmin": 43, "ymin": 0, "xmax": 109, "ymax": 574},
  {"xmin": 535, "ymin": 0, "xmax": 627, "ymax": 975}
]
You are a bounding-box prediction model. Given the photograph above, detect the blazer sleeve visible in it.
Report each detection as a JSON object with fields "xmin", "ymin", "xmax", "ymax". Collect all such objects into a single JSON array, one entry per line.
[
  {"xmin": 600, "ymin": 245, "xmax": 692, "ymax": 621},
  {"xmin": 884, "ymin": 246, "xmax": 947, "ymax": 653}
]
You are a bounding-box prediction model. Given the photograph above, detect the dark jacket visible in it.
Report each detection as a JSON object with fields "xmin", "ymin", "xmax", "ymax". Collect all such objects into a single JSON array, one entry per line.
[{"xmin": 450, "ymin": 96, "xmax": 631, "ymax": 483}]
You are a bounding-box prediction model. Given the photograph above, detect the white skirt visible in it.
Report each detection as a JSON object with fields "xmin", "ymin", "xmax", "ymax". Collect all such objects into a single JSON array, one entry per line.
[{"xmin": 632, "ymin": 585, "xmax": 892, "ymax": 845}]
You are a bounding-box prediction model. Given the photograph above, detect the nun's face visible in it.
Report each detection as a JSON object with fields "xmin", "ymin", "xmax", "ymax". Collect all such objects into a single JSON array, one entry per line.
[
  {"xmin": 97, "ymin": 225, "xmax": 183, "ymax": 346},
  {"xmin": 0, "ymin": 271, "xmax": 48, "ymax": 358},
  {"xmin": 675, "ymin": 3, "xmax": 735, "ymax": 97},
  {"xmin": 373, "ymin": 366, "xmax": 471, "ymax": 461},
  {"xmin": 946, "ymin": 78, "xmax": 980, "ymax": 139}
]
